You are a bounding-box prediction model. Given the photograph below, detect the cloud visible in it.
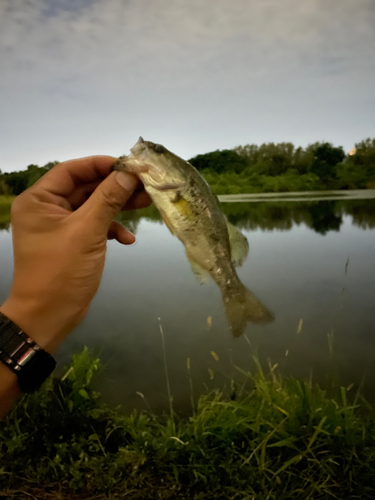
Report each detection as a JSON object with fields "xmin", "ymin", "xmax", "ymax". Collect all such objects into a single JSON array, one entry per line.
[
  {"xmin": 0, "ymin": 0, "xmax": 374, "ymax": 171},
  {"xmin": 1, "ymin": 0, "xmax": 374, "ymax": 95}
]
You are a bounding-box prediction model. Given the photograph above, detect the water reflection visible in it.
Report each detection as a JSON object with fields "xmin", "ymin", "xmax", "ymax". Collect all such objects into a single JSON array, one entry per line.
[
  {"xmin": 222, "ymin": 199, "xmax": 375, "ymax": 234},
  {"xmin": 3, "ymin": 198, "xmax": 374, "ymax": 235},
  {"xmin": 116, "ymin": 199, "xmax": 375, "ymax": 236}
]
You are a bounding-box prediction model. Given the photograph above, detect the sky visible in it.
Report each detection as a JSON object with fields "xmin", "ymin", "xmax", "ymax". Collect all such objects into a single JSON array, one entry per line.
[{"xmin": 0, "ymin": 0, "xmax": 374, "ymax": 172}]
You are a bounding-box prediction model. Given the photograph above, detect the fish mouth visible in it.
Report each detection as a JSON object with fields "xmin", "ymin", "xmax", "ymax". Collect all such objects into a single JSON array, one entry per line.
[
  {"xmin": 129, "ymin": 137, "xmax": 163, "ymax": 175},
  {"xmin": 128, "ymin": 137, "xmax": 184, "ymax": 191},
  {"xmin": 127, "ymin": 137, "xmax": 164, "ymax": 177}
]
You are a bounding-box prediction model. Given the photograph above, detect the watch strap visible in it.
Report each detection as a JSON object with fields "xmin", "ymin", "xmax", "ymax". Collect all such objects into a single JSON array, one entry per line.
[{"xmin": 0, "ymin": 311, "xmax": 56, "ymax": 393}]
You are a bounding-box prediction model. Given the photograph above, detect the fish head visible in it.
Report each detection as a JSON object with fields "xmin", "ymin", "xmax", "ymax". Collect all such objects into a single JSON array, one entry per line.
[{"xmin": 124, "ymin": 137, "xmax": 187, "ymax": 191}]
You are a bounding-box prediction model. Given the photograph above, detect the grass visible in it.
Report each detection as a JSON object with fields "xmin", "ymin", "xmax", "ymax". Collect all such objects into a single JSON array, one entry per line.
[
  {"xmin": 1, "ymin": 347, "xmax": 375, "ymax": 499},
  {"xmin": 0, "ymin": 195, "xmax": 14, "ymax": 210},
  {"xmin": 0, "ymin": 195, "xmax": 14, "ymax": 229}
]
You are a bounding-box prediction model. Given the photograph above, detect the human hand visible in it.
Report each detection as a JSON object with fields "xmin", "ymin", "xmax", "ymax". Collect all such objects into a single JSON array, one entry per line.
[{"xmin": 0, "ymin": 156, "xmax": 151, "ymax": 354}]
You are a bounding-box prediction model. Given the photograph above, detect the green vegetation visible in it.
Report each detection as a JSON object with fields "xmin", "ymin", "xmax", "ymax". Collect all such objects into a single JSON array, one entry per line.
[
  {"xmin": 0, "ymin": 195, "xmax": 15, "ymax": 230},
  {"xmin": 1, "ymin": 138, "xmax": 375, "ymax": 197},
  {"xmin": 0, "ymin": 195, "xmax": 14, "ymax": 213},
  {"xmin": 0, "ymin": 161, "xmax": 58, "ymax": 196},
  {"xmin": 189, "ymin": 138, "xmax": 375, "ymax": 194},
  {"xmin": 1, "ymin": 348, "xmax": 375, "ymax": 499}
]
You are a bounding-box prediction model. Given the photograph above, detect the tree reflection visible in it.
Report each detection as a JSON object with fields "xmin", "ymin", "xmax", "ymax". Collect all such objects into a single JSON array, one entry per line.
[
  {"xmin": 338, "ymin": 200, "xmax": 375, "ymax": 230},
  {"xmin": 307, "ymin": 201, "xmax": 342, "ymax": 235},
  {"xmin": 1, "ymin": 199, "xmax": 375, "ymax": 236},
  {"xmin": 116, "ymin": 204, "xmax": 162, "ymax": 235},
  {"xmin": 221, "ymin": 199, "xmax": 375, "ymax": 234}
]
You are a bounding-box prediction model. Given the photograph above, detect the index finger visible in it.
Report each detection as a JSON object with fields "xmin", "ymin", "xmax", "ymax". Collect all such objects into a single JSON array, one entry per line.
[{"xmin": 35, "ymin": 155, "xmax": 117, "ymax": 199}]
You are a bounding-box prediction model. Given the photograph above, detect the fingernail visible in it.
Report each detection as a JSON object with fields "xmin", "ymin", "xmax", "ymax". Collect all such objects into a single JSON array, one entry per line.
[{"xmin": 115, "ymin": 171, "xmax": 138, "ymax": 191}]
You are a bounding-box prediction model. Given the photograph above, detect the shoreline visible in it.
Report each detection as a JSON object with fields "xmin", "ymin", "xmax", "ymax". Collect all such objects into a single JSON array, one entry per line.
[{"xmin": 218, "ymin": 189, "xmax": 375, "ymax": 203}]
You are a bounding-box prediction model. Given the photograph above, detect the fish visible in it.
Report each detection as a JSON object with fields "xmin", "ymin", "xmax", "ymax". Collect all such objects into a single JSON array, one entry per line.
[{"xmin": 113, "ymin": 137, "xmax": 274, "ymax": 337}]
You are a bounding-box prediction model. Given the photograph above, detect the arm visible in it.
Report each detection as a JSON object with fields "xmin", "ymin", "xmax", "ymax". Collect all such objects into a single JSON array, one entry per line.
[{"xmin": 0, "ymin": 155, "xmax": 151, "ymax": 418}]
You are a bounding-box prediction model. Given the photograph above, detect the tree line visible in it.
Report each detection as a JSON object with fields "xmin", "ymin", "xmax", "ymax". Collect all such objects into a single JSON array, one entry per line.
[
  {"xmin": 1, "ymin": 137, "xmax": 375, "ymax": 196},
  {"xmin": 189, "ymin": 137, "xmax": 375, "ymax": 194},
  {"xmin": 0, "ymin": 162, "xmax": 59, "ymax": 196}
]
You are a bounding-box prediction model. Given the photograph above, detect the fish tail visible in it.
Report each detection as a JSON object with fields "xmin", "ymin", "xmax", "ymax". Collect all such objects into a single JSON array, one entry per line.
[{"xmin": 223, "ymin": 284, "xmax": 274, "ymax": 338}]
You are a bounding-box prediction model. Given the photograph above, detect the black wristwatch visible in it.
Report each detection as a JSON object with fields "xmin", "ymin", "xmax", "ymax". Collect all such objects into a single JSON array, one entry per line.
[{"xmin": 0, "ymin": 311, "xmax": 56, "ymax": 393}]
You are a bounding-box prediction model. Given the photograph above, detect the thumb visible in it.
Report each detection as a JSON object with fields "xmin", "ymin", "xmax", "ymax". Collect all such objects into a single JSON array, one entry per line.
[{"xmin": 79, "ymin": 170, "xmax": 138, "ymax": 232}]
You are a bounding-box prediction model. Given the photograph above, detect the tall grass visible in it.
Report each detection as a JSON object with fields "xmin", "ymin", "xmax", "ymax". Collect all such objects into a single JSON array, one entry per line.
[{"xmin": 1, "ymin": 347, "xmax": 375, "ymax": 499}]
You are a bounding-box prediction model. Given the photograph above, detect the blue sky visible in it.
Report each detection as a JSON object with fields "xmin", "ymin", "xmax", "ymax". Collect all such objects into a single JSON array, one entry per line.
[{"xmin": 1, "ymin": 0, "xmax": 374, "ymax": 172}]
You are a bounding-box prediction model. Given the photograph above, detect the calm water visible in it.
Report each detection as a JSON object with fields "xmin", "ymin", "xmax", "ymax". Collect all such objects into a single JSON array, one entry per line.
[{"xmin": 1, "ymin": 196, "xmax": 375, "ymax": 414}]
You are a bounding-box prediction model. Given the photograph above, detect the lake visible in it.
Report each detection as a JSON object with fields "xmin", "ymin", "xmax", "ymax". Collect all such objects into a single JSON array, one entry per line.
[{"xmin": 1, "ymin": 192, "xmax": 375, "ymax": 414}]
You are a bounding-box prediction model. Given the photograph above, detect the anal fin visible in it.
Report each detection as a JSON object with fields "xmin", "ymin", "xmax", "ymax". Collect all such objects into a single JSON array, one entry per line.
[
  {"xmin": 186, "ymin": 254, "xmax": 211, "ymax": 284},
  {"xmin": 226, "ymin": 220, "xmax": 249, "ymax": 267}
]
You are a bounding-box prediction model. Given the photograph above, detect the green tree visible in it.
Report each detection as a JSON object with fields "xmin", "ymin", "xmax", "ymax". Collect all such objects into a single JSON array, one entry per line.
[
  {"xmin": 235, "ymin": 142, "xmax": 295, "ymax": 176},
  {"xmin": 26, "ymin": 164, "xmax": 46, "ymax": 188},
  {"xmin": 310, "ymin": 143, "xmax": 345, "ymax": 185},
  {"xmin": 352, "ymin": 138, "xmax": 375, "ymax": 167},
  {"xmin": 336, "ymin": 138, "xmax": 375, "ymax": 189},
  {"xmin": 0, "ymin": 169, "xmax": 9, "ymax": 195},
  {"xmin": 261, "ymin": 142, "xmax": 295, "ymax": 176},
  {"xmin": 293, "ymin": 144, "xmax": 316, "ymax": 175},
  {"xmin": 3, "ymin": 161, "xmax": 58, "ymax": 194},
  {"xmin": 234, "ymin": 143, "xmax": 260, "ymax": 165},
  {"xmin": 3, "ymin": 170, "xmax": 30, "ymax": 195},
  {"xmin": 0, "ymin": 180, "xmax": 8, "ymax": 195},
  {"xmin": 189, "ymin": 150, "xmax": 248, "ymax": 174},
  {"xmin": 26, "ymin": 161, "xmax": 59, "ymax": 188}
]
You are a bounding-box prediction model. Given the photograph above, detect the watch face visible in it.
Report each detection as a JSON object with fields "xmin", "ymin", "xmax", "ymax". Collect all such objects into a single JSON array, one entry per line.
[
  {"xmin": 0, "ymin": 312, "xmax": 56, "ymax": 393},
  {"xmin": 17, "ymin": 349, "xmax": 56, "ymax": 393}
]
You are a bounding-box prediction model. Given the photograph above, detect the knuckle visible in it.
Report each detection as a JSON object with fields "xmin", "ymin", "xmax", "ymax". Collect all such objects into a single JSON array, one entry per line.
[{"xmin": 100, "ymin": 189, "xmax": 121, "ymax": 209}]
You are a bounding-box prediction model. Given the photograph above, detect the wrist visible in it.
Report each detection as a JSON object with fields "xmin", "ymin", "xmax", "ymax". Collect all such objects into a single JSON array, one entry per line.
[
  {"xmin": 0, "ymin": 309, "xmax": 57, "ymax": 395},
  {"xmin": 0, "ymin": 296, "xmax": 72, "ymax": 354}
]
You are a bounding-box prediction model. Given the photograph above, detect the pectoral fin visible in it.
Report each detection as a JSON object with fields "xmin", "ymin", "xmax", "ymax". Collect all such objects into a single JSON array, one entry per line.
[{"xmin": 226, "ymin": 220, "xmax": 249, "ymax": 267}]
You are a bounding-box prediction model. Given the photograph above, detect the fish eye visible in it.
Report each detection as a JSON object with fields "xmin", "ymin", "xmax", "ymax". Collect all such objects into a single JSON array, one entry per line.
[{"xmin": 154, "ymin": 144, "xmax": 166, "ymax": 154}]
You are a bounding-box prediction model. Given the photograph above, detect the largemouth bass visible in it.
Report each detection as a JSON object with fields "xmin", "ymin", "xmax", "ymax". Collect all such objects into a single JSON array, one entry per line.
[{"xmin": 114, "ymin": 137, "xmax": 274, "ymax": 337}]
